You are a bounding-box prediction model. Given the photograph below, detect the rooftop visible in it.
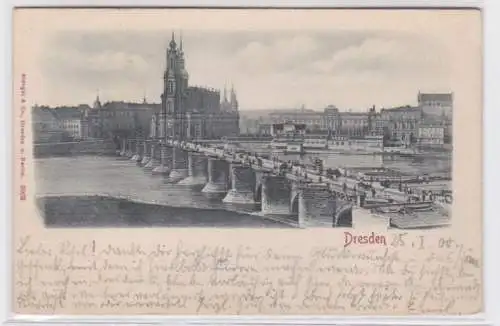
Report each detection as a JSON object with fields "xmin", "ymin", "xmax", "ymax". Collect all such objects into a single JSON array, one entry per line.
[
  {"xmin": 270, "ymin": 110, "xmax": 322, "ymax": 116},
  {"xmin": 101, "ymin": 101, "xmax": 160, "ymax": 110},
  {"xmin": 188, "ymin": 85, "xmax": 220, "ymax": 93},
  {"xmin": 418, "ymin": 92, "xmax": 453, "ymax": 103},
  {"xmin": 52, "ymin": 107, "xmax": 84, "ymax": 120},
  {"xmin": 340, "ymin": 111, "xmax": 370, "ymax": 117},
  {"xmin": 32, "ymin": 106, "xmax": 59, "ymax": 121},
  {"xmin": 381, "ymin": 106, "xmax": 421, "ymax": 112}
]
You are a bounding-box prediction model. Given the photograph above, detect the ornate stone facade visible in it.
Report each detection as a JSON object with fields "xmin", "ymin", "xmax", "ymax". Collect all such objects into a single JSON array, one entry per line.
[{"xmin": 154, "ymin": 33, "xmax": 240, "ymax": 141}]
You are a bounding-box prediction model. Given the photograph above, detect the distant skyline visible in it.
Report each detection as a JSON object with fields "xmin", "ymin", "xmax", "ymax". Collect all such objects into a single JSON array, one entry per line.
[{"xmin": 38, "ymin": 30, "xmax": 453, "ymax": 111}]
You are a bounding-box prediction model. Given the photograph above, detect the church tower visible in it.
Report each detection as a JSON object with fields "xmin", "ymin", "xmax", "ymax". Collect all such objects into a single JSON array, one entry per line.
[
  {"xmin": 177, "ymin": 33, "xmax": 189, "ymax": 92},
  {"xmin": 221, "ymin": 83, "xmax": 230, "ymax": 111},
  {"xmin": 230, "ymin": 84, "xmax": 239, "ymax": 111},
  {"xmin": 230, "ymin": 84, "xmax": 240, "ymax": 136},
  {"xmin": 93, "ymin": 91, "xmax": 102, "ymax": 109},
  {"xmin": 160, "ymin": 32, "xmax": 189, "ymax": 140}
]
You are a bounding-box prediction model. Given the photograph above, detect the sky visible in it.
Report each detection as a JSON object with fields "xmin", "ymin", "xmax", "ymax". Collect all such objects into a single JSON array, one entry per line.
[{"xmin": 39, "ymin": 29, "xmax": 453, "ymax": 111}]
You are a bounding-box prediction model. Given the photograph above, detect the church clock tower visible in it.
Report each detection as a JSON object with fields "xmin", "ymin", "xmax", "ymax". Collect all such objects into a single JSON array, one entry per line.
[
  {"xmin": 161, "ymin": 32, "xmax": 177, "ymax": 140},
  {"xmin": 160, "ymin": 32, "xmax": 189, "ymax": 141}
]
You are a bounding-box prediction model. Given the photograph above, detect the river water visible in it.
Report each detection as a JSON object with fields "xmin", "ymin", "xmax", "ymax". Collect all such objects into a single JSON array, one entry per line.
[
  {"xmin": 237, "ymin": 143, "xmax": 451, "ymax": 175},
  {"xmin": 34, "ymin": 150, "xmax": 451, "ymax": 228}
]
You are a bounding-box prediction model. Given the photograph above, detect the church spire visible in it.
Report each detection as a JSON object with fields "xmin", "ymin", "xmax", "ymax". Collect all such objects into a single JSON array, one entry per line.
[
  {"xmin": 93, "ymin": 89, "xmax": 102, "ymax": 109},
  {"xmin": 179, "ymin": 31, "xmax": 183, "ymax": 53},
  {"xmin": 169, "ymin": 31, "xmax": 177, "ymax": 49},
  {"xmin": 230, "ymin": 83, "xmax": 236, "ymax": 99},
  {"xmin": 230, "ymin": 83, "xmax": 238, "ymax": 111},
  {"xmin": 223, "ymin": 83, "xmax": 228, "ymax": 103}
]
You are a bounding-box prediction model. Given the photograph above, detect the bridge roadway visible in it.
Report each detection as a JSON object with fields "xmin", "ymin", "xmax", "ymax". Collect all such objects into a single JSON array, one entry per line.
[
  {"xmin": 117, "ymin": 137, "xmax": 452, "ymax": 228},
  {"xmin": 168, "ymin": 139, "xmax": 414, "ymax": 204}
]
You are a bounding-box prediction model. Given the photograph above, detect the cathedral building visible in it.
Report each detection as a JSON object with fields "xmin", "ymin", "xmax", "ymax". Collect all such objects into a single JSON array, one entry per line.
[{"xmin": 152, "ymin": 33, "xmax": 240, "ymax": 141}]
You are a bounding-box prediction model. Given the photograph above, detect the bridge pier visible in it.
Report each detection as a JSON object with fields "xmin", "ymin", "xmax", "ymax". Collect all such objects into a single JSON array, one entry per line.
[
  {"xmin": 169, "ymin": 147, "xmax": 189, "ymax": 182},
  {"xmin": 298, "ymin": 184, "xmax": 337, "ymax": 228},
  {"xmin": 144, "ymin": 142, "xmax": 160, "ymax": 170},
  {"xmin": 223, "ymin": 163, "xmax": 256, "ymax": 204},
  {"xmin": 356, "ymin": 193, "xmax": 367, "ymax": 207},
  {"xmin": 119, "ymin": 138, "xmax": 127, "ymax": 156},
  {"xmin": 261, "ymin": 175, "xmax": 292, "ymax": 215},
  {"xmin": 125, "ymin": 139, "xmax": 134, "ymax": 158},
  {"xmin": 130, "ymin": 139, "xmax": 142, "ymax": 162},
  {"xmin": 152, "ymin": 144, "xmax": 171, "ymax": 175},
  {"xmin": 201, "ymin": 158, "xmax": 228, "ymax": 193},
  {"xmin": 140, "ymin": 140, "xmax": 151, "ymax": 165},
  {"xmin": 129, "ymin": 140, "xmax": 138, "ymax": 161},
  {"xmin": 178, "ymin": 152, "xmax": 207, "ymax": 186}
]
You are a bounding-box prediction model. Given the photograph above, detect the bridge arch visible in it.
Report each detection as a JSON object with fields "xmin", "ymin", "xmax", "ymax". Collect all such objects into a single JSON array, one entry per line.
[{"xmin": 334, "ymin": 203, "xmax": 353, "ymax": 227}]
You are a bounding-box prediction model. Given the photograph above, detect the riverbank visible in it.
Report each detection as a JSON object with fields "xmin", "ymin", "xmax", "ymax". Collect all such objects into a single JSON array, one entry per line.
[
  {"xmin": 270, "ymin": 148, "xmax": 451, "ymax": 158},
  {"xmin": 35, "ymin": 152, "xmax": 118, "ymax": 159},
  {"xmin": 37, "ymin": 195, "xmax": 294, "ymax": 228},
  {"xmin": 33, "ymin": 140, "xmax": 117, "ymax": 158}
]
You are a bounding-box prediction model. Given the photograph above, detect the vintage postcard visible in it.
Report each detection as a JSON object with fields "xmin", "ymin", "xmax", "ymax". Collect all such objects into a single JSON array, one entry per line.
[{"xmin": 12, "ymin": 8, "xmax": 482, "ymax": 316}]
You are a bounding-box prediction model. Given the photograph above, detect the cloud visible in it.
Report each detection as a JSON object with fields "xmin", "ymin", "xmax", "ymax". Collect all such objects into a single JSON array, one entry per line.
[
  {"xmin": 45, "ymin": 47, "xmax": 149, "ymax": 74},
  {"xmin": 36, "ymin": 30, "xmax": 451, "ymax": 110},
  {"xmin": 231, "ymin": 35, "xmax": 319, "ymax": 75},
  {"xmin": 310, "ymin": 36, "xmax": 449, "ymax": 78}
]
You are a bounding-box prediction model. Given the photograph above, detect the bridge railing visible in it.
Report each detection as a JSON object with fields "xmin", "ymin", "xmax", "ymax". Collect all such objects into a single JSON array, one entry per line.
[{"xmin": 136, "ymin": 138, "xmax": 441, "ymax": 205}]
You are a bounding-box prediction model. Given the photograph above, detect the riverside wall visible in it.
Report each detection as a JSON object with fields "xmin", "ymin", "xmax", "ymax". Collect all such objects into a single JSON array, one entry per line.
[{"xmin": 33, "ymin": 140, "xmax": 117, "ymax": 158}]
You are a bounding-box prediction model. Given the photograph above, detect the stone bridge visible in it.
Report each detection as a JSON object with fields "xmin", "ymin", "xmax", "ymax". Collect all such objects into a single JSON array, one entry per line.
[
  {"xmin": 118, "ymin": 138, "xmax": 361, "ymax": 228},
  {"xmin": 117, "ymin": 138, "xmax": 450, "ymax": 228}
]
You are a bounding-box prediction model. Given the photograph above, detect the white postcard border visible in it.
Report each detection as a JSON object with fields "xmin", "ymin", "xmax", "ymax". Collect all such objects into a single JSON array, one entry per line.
[{"xmin": 1, "ymin": 0, "xmax": 498, "ymax": 325}]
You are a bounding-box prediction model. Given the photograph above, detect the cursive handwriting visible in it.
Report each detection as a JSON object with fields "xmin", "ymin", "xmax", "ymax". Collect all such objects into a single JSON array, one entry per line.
[{"xmin": 14, "ymin": 234, "xmax": 482, "ymax": 315}]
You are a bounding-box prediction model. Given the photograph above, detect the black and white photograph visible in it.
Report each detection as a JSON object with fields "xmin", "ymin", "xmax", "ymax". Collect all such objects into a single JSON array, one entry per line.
[
  {"xmin": 11, "ymin": 8, "xmax": 486, "ymax": 318},
  {"xmin": 33, "ymin": 25, "xmax": 453, "ymax": 229}
]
